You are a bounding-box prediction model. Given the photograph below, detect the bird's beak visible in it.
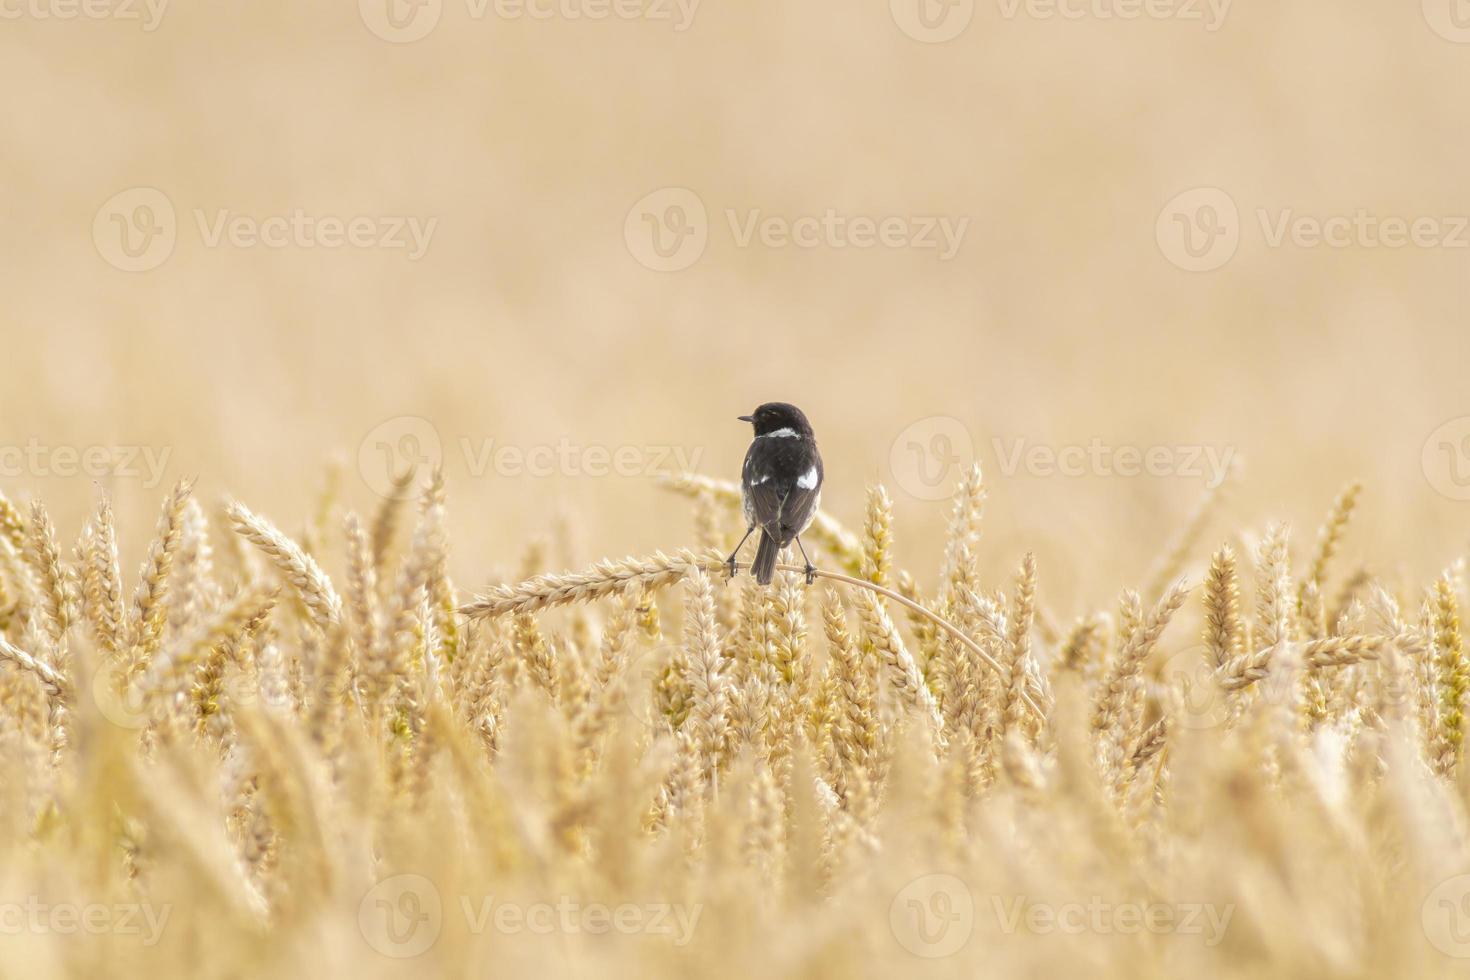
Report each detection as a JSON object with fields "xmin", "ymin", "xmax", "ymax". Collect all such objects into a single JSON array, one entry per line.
[{"xmin": 737, "ymin": 415, "xmax": 753, "ymax": 423}]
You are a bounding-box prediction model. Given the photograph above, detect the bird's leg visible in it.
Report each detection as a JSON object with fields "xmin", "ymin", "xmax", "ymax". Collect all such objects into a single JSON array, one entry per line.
[
  {"xmin": 726, "ymin": 526, "xmax": 755, "ymax": 580},
  {"xmin": 794, "ymin": 535, "xmax": 817, "ymax": 585}
]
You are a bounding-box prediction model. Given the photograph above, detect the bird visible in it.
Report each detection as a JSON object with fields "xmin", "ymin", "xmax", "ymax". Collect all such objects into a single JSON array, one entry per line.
[{"xmin": 725, "ymin": 402, "xmax": 824, "ymax": 586}]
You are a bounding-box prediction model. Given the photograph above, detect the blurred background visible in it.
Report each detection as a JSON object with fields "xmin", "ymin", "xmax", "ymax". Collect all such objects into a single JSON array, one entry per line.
[{"xmin": 2, "ymin": 0, "xmax": 1468, "ymax": 611}]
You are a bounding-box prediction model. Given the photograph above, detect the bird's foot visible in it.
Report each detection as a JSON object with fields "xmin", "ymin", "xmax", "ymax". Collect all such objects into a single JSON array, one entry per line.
[
  {"xmin": 803, "ymin": 563, "xmax": 817, "ymax": 586},
  {"xmin": 725, "ymin": 555, "xmax": 739, "ymax": 581}
]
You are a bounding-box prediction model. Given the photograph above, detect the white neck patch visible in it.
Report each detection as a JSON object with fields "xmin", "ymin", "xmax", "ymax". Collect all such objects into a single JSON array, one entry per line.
[{"xmin": 760, "ymin": 427, "xmax": 800, "ymax": 439}]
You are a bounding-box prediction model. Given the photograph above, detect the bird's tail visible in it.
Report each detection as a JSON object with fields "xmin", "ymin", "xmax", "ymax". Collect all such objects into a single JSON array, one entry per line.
[{"xmin": 752, "ymin": 530, "xmax": 780, "ymax": 586}]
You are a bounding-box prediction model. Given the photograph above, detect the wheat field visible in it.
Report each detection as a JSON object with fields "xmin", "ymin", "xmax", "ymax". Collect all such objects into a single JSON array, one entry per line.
[
  {"xmin": 1, "ymin": 466, "xmax": 1469, "ymax": 977},
  {"xmin": 6, "ymin": 0, "xmax": 1470, "ymax": 976}
]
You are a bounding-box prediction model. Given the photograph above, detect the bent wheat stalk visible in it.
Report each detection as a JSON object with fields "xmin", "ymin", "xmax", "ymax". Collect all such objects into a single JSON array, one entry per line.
[
  {"xmin": 1220, "ymin": 634, "xmax": 1388, "ymax": 692},
  {"xmin": 458, "ymin": 548, "xmax": 1044, "ymax": 722},
  {"xmin": 227, "ymin": 501, "xmax": 342, "ymax": 632},
  {"xmin": 657, "ymin": 474, "xmax": 863, "ymax": 570},
  {"xmin": 0, "ymin": 636, "xmax": 69, "ymax": 699}
]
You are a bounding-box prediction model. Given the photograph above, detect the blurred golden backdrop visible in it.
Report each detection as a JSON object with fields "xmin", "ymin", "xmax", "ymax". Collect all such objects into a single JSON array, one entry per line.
[{"xmin": 3, "ymin": 0, "xmax": 1469, "ymax": 604}]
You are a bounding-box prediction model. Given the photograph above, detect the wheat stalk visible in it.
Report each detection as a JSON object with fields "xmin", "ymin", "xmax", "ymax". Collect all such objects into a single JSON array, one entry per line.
[
  {"xmin": 459, "ymin": 550, "xmax": 1044, "ymax": 721},
  {"xmin": 227, "ymin": 501, "xmax": 342, "ymax": 632},
  {"xmin": 657, "ymin": 473, "xmax": 863, "ymax": 571},
  {"xmin": 0, "ymin": 635, "xmax": 68, "ymax": 699}
]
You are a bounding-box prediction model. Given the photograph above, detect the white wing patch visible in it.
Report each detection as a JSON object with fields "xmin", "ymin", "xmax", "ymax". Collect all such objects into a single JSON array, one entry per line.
[
  {"xmin": 797, "ymin": 466, "xmax": 819, "ymax": 490},
  {"xmin": 759, "ymin": 428, "xmax": 799, "ymax": 439}
]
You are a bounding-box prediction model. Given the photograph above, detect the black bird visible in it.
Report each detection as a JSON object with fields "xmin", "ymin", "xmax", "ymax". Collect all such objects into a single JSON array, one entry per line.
[{"xmin": 726, "ymin": 402, "xmax": 824, "ymax": 585}]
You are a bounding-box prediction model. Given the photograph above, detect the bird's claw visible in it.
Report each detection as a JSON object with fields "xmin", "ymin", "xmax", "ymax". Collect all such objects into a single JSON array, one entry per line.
[
  {"xmin": 725, "ymin": 556, "xmax": 739, "ymax": 581},
  {"xmin": 803, "ymin": 563, "xmax": 816, "ymax": 586}
]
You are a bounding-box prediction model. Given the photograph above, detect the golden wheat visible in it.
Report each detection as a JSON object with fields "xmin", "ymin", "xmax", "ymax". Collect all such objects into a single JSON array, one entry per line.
[{"xmin": 0, "ymin": 464, "xmax": 1466, "ymax": 979}]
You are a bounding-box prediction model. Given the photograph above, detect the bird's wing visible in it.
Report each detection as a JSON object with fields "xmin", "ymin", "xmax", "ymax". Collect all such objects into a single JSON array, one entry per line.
[
  {"xmin": 775, "ymin": 481, "xmax": 821, "ymax": 540},
  {"xmin": 743, "ymin": 442, "xmax": 822, "ymax": 542},
  {"xmin": 743, "ymin": 449, "xmax": 788, "ymax": 535}
]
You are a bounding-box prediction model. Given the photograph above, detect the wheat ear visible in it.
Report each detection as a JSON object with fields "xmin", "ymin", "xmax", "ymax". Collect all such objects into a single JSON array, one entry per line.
[
  {"xmin": 459, "ymin": 550, "xmax": 1043, "ymax": 721},
  {"xmin": 227, "ymin": 501, "xmax": 342, "ymax": 632}
]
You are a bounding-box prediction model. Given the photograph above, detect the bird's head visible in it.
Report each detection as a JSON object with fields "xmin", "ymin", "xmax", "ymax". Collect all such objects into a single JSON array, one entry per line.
[{"xmin": 738, "ymin": 402, "xmax": 814, "ymax": 438}]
